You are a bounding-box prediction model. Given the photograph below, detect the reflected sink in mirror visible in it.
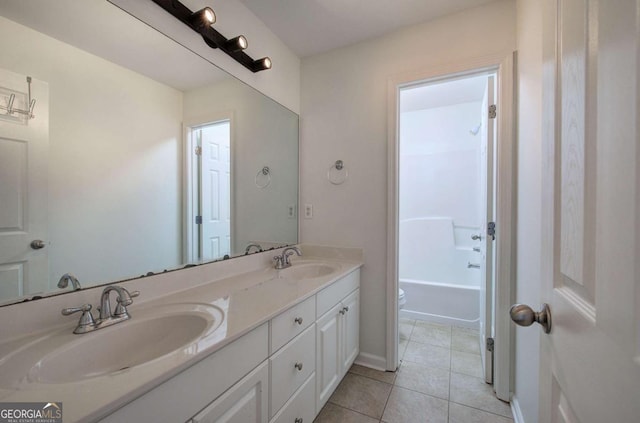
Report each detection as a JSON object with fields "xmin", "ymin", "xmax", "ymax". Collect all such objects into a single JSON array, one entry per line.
[
  {"xmin": 279, "ymin": 262, "xmax": 339, "ymax": 280},
  {"xmin": 0, "ymin": 303, "xmax": 224, "ymax": 387}
]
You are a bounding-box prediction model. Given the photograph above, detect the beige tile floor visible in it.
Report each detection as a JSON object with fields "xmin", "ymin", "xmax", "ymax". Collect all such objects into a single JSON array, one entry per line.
[{"xmin": 314, "ymin": 319, "xmax": 514, "ymax": 423}]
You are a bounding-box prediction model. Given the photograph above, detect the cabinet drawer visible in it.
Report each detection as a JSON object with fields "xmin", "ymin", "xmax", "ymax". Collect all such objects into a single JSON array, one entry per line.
[
  {"xmin": 270, "ymin": 295, "xmax": 315, "ymax": 354},
  {"xmin": 316, "ymin": 269, "xmax": 360, "ymax": 318},
  {"xmin": 269, "ymin": 324, "xmax": 315, "ymax": 417},
  {"xmin": 270, "ymin": 373, "xmax": 315, "ymax": 423}
]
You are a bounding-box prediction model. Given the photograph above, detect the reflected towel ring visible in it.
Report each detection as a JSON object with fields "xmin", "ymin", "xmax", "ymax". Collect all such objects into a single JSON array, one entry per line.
[
  {"xmin": 255, "ymin": 166, "xmax": 271, "ymax": 189},
  {"xmin": 327, "ymin": 160, "xmax": 348, "ymax": 185}
]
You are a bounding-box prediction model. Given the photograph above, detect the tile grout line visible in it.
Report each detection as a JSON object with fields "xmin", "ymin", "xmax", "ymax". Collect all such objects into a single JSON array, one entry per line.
[{"xmin": 324, "ymin": 401, "xmax": 385, "ymax": 422}]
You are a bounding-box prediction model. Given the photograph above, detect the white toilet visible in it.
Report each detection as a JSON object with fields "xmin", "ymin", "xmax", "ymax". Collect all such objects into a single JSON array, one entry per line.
[{"xmin": 398, "ymin": 288, "xmax": 406, "ymax": 309}]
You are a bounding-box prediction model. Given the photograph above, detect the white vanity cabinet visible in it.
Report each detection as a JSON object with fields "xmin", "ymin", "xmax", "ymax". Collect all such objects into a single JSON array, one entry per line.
[
  {"xmin": 99, "ymin": 267, "xmax": 360, "ymax": 423},
  {"xmin": 315, "ymin": 270, "xmax": 360, "ymax": 411}
]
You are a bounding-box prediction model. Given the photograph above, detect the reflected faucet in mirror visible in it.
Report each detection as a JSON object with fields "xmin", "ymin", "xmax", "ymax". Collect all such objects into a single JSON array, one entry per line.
[
  {"xmin": 57, "ymin": 273, "xmax": 81, "ymax": 291},
  {"xmin": 245, "ymin": 244, "xmax": 263, "ymax": 254}
]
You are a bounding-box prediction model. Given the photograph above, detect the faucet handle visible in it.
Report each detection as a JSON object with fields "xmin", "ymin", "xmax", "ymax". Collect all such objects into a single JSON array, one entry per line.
[
  {"xmin": 62, "ymin": 304, "xmax": 96, "ymax": 332},
  {"xmin": 273, "ymin": 255, "xmax": 284, "ymax": 269},
  {"xmin": 114, "ymin": 290, "xmax": 140, "ymax": 317}
]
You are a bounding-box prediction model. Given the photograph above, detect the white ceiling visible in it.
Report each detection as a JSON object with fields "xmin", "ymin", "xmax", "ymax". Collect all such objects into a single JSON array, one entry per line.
[
  {"xmin": 400, "ymin": 74, "xmax": 489, "ymax": 112},
  {"xmin": 238, "ymin": 0, "xmax": 497, "ymax": 57}
]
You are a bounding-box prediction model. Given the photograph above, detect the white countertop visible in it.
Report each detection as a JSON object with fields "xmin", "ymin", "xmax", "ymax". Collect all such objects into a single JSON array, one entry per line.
[{"xmin": 0, "ymin": 246, "xmax": 362, "ymax": 422}]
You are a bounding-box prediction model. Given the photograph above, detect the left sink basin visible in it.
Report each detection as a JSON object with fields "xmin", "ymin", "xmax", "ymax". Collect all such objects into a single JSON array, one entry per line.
[{"xmin": 0, "ymin": 303, "xmax": 225, "ymax": 387}]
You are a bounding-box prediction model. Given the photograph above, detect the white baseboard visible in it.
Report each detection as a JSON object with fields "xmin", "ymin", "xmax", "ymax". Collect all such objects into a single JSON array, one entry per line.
[
  {"xmin": 510, "ymin": 395, "xmax": 525, "ymax": 423},
  {"xmin": 354, "ymin": 352, "xmax": 387, "ymax": 371}
]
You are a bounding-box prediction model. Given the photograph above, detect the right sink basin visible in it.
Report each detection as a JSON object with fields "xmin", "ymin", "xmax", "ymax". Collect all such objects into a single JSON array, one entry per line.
[{"xmin": 279, "ymin": 262, "xmax": 339, "ymax": 280}]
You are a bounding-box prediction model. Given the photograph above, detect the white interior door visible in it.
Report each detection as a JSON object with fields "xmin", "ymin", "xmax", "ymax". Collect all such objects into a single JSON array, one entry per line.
[
  {"xmin": 479, "ymin": 75, "xmax": 496, "ymax": 384},
  {"xmin": 539, "ymin": 1, "xmax": 640, "ymax": 421},
  {"xmin": 200, "ymin": 121, "xmax": 231, "ymax": 260},
  {"xmin": 0, "ymin": 69, "xmax": 48, "ymax": 301}
]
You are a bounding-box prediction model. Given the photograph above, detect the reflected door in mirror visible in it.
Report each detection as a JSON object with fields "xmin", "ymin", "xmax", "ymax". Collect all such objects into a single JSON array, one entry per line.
[
  {"xmin": 0, "ymin": 69, "xmax": 49, "ymax": 301},
  {"xmin": 190, "ymin": 120, "xmax": 232, "ymax": 262}
]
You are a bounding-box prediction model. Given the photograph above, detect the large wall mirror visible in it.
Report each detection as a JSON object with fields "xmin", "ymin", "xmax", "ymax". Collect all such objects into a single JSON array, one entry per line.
[{"xmin": 0, "ymin": 0, "xmax": 298, "ymax": 306}]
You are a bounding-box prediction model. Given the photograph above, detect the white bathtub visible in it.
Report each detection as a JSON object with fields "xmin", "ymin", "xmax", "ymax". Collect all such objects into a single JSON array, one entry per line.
[
  {"xmin": 399, "ymin": 217, "xmax": 480, "ymax": 329},
  {"xmin": 399, "ymin": 279, "xmax": 479, "ymax": 329}
]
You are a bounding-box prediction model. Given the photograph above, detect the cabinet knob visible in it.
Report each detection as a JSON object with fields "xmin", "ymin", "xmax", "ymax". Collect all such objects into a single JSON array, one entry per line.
[
  {"xmin": 295, "ymin": 418, "xmax": 303, "ymax": 423},
  {"xmin": 294, "ymin": 362, "xmax": 303, "ymax": 371},
  {"xmin": 294, "ymin": 317, "xmax": 303, "ymax": 325},
  {"xmin": 339, "ymin": 309, "xmax": 345, "ymax": 315},
  {"xmin": 343, "ymin": 306, "xmax": 349, "ymax": 313}
]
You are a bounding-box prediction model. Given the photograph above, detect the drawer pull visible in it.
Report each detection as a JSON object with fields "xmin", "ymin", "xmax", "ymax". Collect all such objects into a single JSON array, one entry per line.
[
  {"xmin": 295, "ymin": 418, "xmax": 303, "ymax": 423},
  {"xmin": 294, "ymin": 317, "xmax": 303, "ymax": 325},
  {"xmin": 294, "ymin": 362, "xmax": 303, "ymax": 371}
]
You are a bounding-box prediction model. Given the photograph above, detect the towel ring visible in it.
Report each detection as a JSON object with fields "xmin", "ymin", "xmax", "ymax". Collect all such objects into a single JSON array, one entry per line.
[
  {"xmin": 327, "ymin": 160, "xmax": 348, "ymax": 185},
  {"xmin": 255, "ymin": 166, "xmax": 271, "ymax": 189}
]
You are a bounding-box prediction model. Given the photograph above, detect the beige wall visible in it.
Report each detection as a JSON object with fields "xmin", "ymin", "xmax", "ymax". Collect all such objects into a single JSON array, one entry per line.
[
  {"xmin": 514, "ymin": 1, "xmax": 543, "ymax": 422},
  {"xmin": 300, "ymin": 0, "xmax": 517, "ymax": 365}
]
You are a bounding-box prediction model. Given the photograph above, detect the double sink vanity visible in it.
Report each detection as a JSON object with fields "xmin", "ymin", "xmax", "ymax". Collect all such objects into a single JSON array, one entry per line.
[{"xmin": 0, "ymin": 245, "xmax": 363, "ymax": 423}]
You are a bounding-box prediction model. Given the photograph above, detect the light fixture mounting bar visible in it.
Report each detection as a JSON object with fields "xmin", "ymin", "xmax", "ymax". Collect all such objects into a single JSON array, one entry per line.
[{"xmin": 151, "ymin": 0, "xmax": 271, "ymax": 73}]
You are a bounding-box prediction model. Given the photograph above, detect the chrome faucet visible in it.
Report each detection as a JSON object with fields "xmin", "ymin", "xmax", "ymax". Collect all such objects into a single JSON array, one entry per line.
[
  {"xmin": 273, "ymin": 246, "xmax": 302, "ymax": 269},
  {"xmin": 245, "ymin": 243, "xmax": 263, "ymax": 254},
  {"xmin": 57, "ymin": 273, "xmax": 81, "ymax": 291},
  {"xmin": 99, "ymin": 285, "xmax": 138, "ymax": 321},
  {"xmin": 61, "ymin": 285, "xmax": 139, "ymax": 334}
]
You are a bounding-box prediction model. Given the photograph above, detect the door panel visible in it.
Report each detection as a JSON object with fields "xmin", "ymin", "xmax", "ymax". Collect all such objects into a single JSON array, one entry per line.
[
  {"xmin": 316, "ymin": 304, "xmax": 341, "ymax": 411},
  {"xmin": 540, "ymin": 1, "xmax": 640, "ymax": 422},
  {"xmin": 341, "ymin": 289, "xmax": 359, "ymax": 374},
  {"xmin": 0, "ymin": 69, "xmax": 48, "ymax": 300},
  {"xmin": 200, "ymin": 121, "xmax": 231, "ymax": 260}
]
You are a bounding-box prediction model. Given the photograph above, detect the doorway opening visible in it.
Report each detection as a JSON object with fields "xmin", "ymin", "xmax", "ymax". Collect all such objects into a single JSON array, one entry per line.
[
  {"xmin": 387, "ymin": 55, "xmax": 516, "ymax": 401},
  {"xmin": 185, "ymin": 119, "xmax": 232, "ymax": 263},
  {"xmin": 397, "ymin": 71, "xmax": 497, "ymax": 384}
]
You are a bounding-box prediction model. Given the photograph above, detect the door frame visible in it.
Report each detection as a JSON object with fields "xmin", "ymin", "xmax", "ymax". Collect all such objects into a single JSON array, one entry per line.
[
  {"xmin": 183, "ymin": 111, "xmax": 235, "ymax": 263},
  {"xmin": 385, "ymin": 52, "xmax": 516, "ymax": 401}
]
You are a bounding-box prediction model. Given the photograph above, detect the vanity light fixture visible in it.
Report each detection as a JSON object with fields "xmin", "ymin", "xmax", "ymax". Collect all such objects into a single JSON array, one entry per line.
[
  {"xmin": 224, "ymin": 35, "xmax": 248, "ymax": 52},
  {"xmin": 151, "ymin": 0, "xmax": 271, "ymax": 73},
  {"xmin": 189, "ymin": 7, "xmax": 216, "ymax": 29}
]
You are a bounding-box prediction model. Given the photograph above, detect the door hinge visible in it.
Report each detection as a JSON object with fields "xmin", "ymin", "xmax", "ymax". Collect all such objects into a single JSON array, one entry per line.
[
  {"xmin": 195, "ymin": 215, "xmax": 202, "ymax": 224},
  {"xmin": 487, "ymin": 221, "xmax": 496, "ymax": 240},
  {"xmin": 486, "ymin": 337, "xmax": 495, "ymax": 352},
  {"xmin": 195, "ymin": 146, "xmax": 202, "ymax": 156},
  {"xmin": 489, "ymin": 104, "xmax": 497, "ymax": 119}
]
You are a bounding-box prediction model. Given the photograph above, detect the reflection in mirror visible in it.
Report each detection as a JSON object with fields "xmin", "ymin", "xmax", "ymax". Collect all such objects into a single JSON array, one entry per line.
[{"xmin": 0, "ymin": 1, "xmax": 298, "ymax": 306}]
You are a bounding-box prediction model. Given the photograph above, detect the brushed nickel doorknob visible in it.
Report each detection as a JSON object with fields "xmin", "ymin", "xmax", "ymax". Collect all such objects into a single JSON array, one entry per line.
[
  {"xmin": 30, "ymin": 239, "xmax": 46, "ymax": 249},
  {"xmin": 509, "ymin": 303, "xmax": 552, "ymax": 333}
]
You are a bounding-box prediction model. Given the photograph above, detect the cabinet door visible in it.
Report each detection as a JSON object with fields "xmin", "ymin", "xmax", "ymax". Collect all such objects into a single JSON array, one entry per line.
[
  {"xmin": 190, "ymin": 361, "xmax": 268, "ymax": 423},
  {"xmin": 315, "ymin": 303, "xmax": 342, "ymax": 412},
  {"xmin": 341, "ymin": 289, "xmax": 360, "ymax": 375}
]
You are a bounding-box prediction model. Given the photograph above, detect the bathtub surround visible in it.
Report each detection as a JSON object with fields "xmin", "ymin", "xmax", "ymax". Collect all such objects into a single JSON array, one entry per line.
[{"xmin": 301, "ymin": 0, "xmax": 516, "ymax": 370}]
